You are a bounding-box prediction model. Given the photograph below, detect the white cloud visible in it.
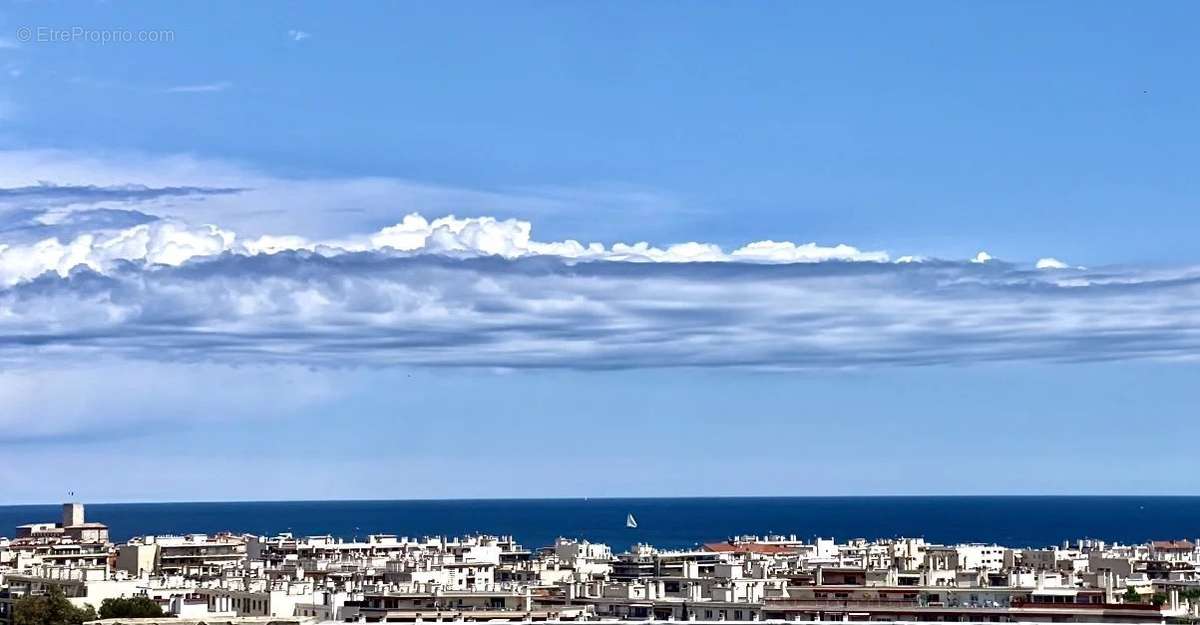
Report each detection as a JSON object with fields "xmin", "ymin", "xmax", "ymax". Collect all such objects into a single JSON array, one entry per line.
[
  {"xmin": 731, "ymin": 240, "xmax": 888, "ymax": 263},
  {"xmin": 0, "ymin": 220, "xmax": 238, "ymax": 285},
  {"xmin": 970, "ymin": 251, "xmax": 993, "ymax": 264},
  {"xmin": 0, "ymin": 209, "xmax": 897, "ymax": 287},
  {"xmin": 1036, "ymin": 257, "xmax": 1069, "ymax": 270},
  {"xmin": 287, "ymin": 29, "xmax": 311, "ymax": 42}
]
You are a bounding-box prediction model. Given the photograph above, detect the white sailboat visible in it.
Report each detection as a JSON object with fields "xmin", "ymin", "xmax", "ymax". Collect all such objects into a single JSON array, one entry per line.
[{"xmin": 626, "ymin": 513, "xmax": 638, "ymax": 529}]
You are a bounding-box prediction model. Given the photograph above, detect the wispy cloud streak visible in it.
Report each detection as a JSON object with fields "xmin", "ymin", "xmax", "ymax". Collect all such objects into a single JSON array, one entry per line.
[
  {"xmin": 166, "ymin": 81, "xmax": 233, "ymax": 93},
  {"xmin": 0, "ymin": 182, "xmax": 246, "ymax": 206}
]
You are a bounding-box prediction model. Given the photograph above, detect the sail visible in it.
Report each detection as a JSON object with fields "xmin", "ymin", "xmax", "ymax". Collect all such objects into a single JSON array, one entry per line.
[{"xmin": 626, "ymin": 513, "xmax": 638, "ymax": 528}]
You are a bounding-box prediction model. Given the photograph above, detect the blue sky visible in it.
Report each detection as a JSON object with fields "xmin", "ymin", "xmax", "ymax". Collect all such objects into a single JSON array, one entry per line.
[{"xmin": 0, "ymin": 1, "xmax": 1198, "ymax": 502}]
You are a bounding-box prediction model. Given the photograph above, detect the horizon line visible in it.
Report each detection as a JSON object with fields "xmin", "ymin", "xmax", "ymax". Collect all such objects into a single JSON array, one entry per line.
[{"xmin": 4, "ymin": 494, "xmax": 1199, "ymax": 508}]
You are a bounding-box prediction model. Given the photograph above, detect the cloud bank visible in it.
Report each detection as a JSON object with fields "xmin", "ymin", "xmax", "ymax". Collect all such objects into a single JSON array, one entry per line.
[
  {"xmin": 2, "ymin": 211, "xmax": 1198, "ymax": 370},
  {"xmin": 1, "ymin": 149, "xmax": 1195, "ymax": 371}
]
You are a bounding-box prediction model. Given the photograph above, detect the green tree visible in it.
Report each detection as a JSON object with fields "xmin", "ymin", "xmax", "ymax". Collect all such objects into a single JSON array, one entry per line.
[
  {"xmin": 13, "ymin": 586, "xmax": 96, "ymax": 625},
  {"xmin": 1122, "ymin": 586, "xmax": 1143, "ymax": 603},
  {"xmin": 1151, "ymin": 592, "xmax": 1168, "ymax": 607},
  {"xmin": 98, "ymin": 597, "xmax": 164, "ymax": 620}
]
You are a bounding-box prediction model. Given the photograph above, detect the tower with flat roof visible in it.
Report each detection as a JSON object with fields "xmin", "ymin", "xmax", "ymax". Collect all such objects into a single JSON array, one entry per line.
[{"xmin": 62, "ymin": 502, "xmax": 85, "ymax": 528}]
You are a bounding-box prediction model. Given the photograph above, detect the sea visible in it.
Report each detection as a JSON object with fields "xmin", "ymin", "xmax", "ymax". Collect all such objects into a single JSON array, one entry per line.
[{"xmin": 1, "ymin": 497, "xmax": 1196, "ymax": 552}]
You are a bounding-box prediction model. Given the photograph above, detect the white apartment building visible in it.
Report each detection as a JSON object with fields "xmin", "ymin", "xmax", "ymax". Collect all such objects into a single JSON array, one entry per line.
[{"xmin": 118, "ymin": 534, "xmax": 247, "ymax": 578}]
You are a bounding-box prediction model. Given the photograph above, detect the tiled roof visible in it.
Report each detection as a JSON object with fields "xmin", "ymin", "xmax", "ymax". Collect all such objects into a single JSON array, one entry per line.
[
  {"xmin": 1150, "ymin": 540, "xmax": 1195, "ymax": 550},
  {"xmin": 703, "ymin": 541, "xmax": 798, "ymax": 555}
]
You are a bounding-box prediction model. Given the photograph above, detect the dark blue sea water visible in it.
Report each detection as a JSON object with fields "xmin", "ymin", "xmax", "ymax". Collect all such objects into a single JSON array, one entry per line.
[{"xmin": 1, "ymin": 497, "xmax": 1196, "ymax": 551}]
